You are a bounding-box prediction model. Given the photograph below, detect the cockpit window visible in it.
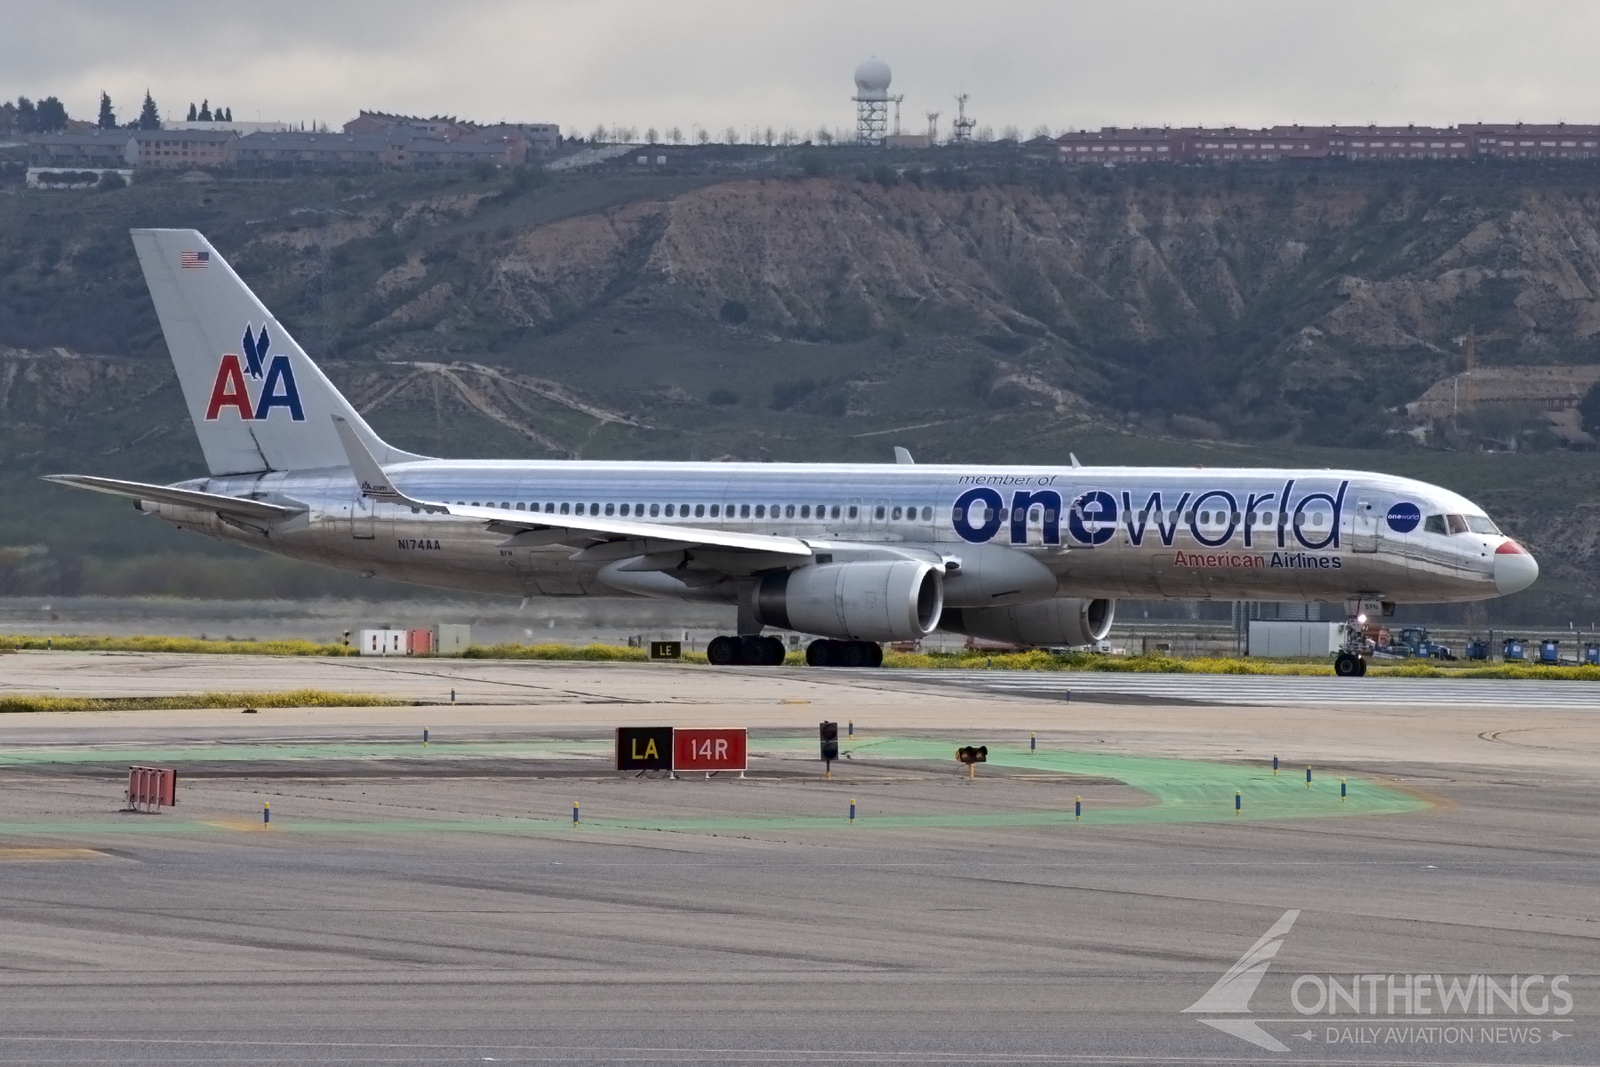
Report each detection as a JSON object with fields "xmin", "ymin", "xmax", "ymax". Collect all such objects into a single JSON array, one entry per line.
[
  {"xmin": 1466, "ymin": 515, "xmax": 1501, "ymax": 535},
  {"xmin": 1446, "ymin": 514, "xmax": 1470, "ymax": 535},
  {"xmin": 1424, "ymin": 514, "xmax": 1446, "ymax": 535}
]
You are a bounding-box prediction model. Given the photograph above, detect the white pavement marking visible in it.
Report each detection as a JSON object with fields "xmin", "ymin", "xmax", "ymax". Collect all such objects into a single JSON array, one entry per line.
[{"xmin": 885, "ymin": 669, "xmax": 1600, "ymax": 708}]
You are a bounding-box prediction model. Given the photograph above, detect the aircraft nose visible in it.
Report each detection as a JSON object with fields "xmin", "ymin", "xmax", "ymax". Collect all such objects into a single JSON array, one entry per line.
[{"xmin": 1494, "ymin": 540, "xmax": 1538, "ymax": 595}]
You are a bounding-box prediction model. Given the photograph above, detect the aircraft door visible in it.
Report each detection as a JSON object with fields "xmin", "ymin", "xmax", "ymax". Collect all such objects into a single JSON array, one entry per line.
[{"xmin": 1350, "ymin": 499, "xmax": 1379, "ymax": 553}]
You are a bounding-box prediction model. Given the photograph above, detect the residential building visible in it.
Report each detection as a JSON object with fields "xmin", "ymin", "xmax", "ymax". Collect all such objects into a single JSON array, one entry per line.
[{"xmin": 126, "ymin": 129, "xmax": 237, "ymax": 168}]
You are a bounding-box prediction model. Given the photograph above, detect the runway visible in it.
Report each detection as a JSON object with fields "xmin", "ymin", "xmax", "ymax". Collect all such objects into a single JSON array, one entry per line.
[
  {"xmin": 0, "ymin": 654, "xmax": 1596, "ymax": 1063},
  {"xmin": 895, "ymin": 667, "xmax": 1600, "ymax": 708}
]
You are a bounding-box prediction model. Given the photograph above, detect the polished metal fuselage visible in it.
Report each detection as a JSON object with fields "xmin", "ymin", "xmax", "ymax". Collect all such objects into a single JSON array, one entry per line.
[{"xmin": 143, "ymin": 460, "xmax": 1509, "ymax": 607}]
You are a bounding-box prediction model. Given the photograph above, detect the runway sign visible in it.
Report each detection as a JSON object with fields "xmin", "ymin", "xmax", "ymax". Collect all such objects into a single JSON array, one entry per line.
[
  {"xmin": 673, "ymin": 727, "xmax": 748, "ymax": 773},
  {"xmin": 649, "ymin": 641, "xmax": 682, "ymax": 659},
  {"xmin": 615, "ymin": 726, "xmax": 674, "ymax": 771}
]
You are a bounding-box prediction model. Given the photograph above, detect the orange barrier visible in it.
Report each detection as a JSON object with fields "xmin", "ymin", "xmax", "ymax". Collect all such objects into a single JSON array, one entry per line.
[{"xmin": 125, "ymin": 765, "xmax": 178, "ymax": 812}]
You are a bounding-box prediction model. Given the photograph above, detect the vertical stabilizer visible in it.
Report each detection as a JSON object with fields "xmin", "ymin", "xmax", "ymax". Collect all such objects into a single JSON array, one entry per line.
[{"xmin": 131, "ymin": 228, "xmax": 427, "ymax": 475}]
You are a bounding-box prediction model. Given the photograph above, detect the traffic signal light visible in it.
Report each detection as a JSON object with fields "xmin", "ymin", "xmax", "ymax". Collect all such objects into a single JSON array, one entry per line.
[{"xmin": 820, "ymin": 721, "xmax": 839, "ymax": 763}]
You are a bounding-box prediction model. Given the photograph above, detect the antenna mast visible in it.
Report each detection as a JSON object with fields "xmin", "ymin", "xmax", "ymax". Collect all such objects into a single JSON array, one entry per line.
[{"xmin": 952, "ymin": 93, "xmax": 975, "ymax": 143}]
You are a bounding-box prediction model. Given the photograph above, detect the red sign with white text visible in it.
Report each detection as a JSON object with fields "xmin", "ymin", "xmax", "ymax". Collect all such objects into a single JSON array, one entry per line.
[{"xmin": 672, "ymin": 728, "xmax": 748, "ymax": 773}]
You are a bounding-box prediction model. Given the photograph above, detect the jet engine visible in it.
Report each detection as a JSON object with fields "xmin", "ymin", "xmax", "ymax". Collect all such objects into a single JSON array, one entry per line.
[
  {"xmin": 939, "ymin": 597, "xmax": 1115, "ymax": 648},
  {"xmin": 756, "ymin": 561, "xmax": 943, "ymax": 642}
]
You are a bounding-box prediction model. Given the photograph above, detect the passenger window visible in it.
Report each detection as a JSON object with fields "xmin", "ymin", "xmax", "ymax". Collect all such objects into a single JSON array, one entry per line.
[
  {"xmin": 755, "ymin": 505, "xmax": 765, "ymax": 518},
  {"xmin": 605, "ymin": 503, "xmax": 615, "ymax": 516},
  {"xmin": 649, "ymin": 503, "xmax": 660, "ymax": 517},
  {"xmin": 1230, "ymin": 512, "xmax": 1240, "ymax": 524},
  {"xmin": 1200, "ymin": 511, "xmax": 1210, "ymax": 524},
  {"xmin": 1312, "ymin": 513, "xmax": 1324, "ymax": 527},
  {"xmin": 1294, "ymin": 511, "xmax": 1305, "ymax": 526},
  {"xmin": 516, "ymin": 502, "xmax": 526, "ymax": 511},
  {"xmin": 892, "ymin": 506, "xmax": 902, "ymax": 520},
  {"xmin": 786, "ymin": 504, "xmax": 795, "ymax": 518},
  {"xmin": 875, "ymin": 506, "xmax": 886, "ymax": 519},
  {"xmin": 619, "ymin": 504, "xmax": 629, "ymax": 516},
  {"xmin": 832, "ymin": 505, "xmax": 841, "ymax": 519},
  {"xmin": 471, "ymin": 501, "xmax": 481, "ymax": 507},
  {"xmin": 665, "ymin": 504, "xmax": 675, "ymax": 517},
  {"xmin": 710, "ymin": 504, "xmax": 720, "ymax": 517},
  {"xmin": 695, "ymin": 504, "xmax": 705, "ymax": 518},
  {"xmin": 847, "ymin": 505, "xmax": 858, "ymax": 519},
  {"xmin": 545, "ymin": 503, "xmax": 555, "ymax": 514},
  {"xmin": 560, "ymin": 502, "xmax": 571, "ymax": 515},
  {"xmin": 922, "ymin": 507, "xmax": 932, "ymax": 520},
  {"xmin": 1043, "ymin": 509, "xmax": 1054, "ymax": 523},
  {"xmin": 741, "ymin": 504, "xmax": 751, "ymax": 518},
  {"xmin": 1446, "ymin": 514, "xmax": 1469, "ymax": 535},
  {"xmin": 1185, "ymin": 511, "xmax": 1195, "ymax": 523},
  {"xmin": 800, "ymin": 505, "xmax": 811, "ymax": 518},
  {"xmin": 590, "ymin": 503, "xmax": 600, "ymax": 516}
]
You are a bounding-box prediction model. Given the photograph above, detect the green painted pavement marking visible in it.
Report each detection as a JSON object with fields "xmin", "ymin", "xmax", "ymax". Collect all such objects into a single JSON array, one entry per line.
[{"xmin": 0, "ymin": 736, "xmax": 1427, "ymax": 833}]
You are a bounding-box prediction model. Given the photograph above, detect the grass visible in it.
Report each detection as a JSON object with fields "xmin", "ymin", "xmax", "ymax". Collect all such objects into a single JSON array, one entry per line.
[
  {"xmin": 2, "ymin": 634, "xmax": 345, "ymax": 656},
  {"xmin": 7, "ymin": 633, "xmax": 1598, "ymax": 680},
  {"xmin": 0, "ymin": 690, "xmax": 407, "ymax": 714}
]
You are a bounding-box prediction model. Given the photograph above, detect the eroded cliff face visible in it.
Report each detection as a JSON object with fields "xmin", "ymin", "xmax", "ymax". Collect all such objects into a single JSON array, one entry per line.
[{"xmin": 321, "ymin": 175, "xmax": 1600, "ymax": 444}]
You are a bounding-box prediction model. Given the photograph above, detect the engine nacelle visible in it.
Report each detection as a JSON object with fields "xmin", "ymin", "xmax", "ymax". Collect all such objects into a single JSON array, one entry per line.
[
  {"xmin": 940, "ymin": 597, "xmax": 1115, "ymax": 648},
  {"xmin": 756, "ymin": 561, "xmax": 943, "ymax": 642}
]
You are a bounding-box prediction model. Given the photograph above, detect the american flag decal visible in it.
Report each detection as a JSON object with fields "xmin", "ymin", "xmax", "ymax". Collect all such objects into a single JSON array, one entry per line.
[{"xmin": 180, "ymin": 250, "xmax": 210, "ymax": 268}]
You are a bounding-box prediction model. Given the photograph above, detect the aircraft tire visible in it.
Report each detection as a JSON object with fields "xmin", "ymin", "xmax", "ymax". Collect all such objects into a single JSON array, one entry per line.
[
  {"xmin": 1334, "ymin": 652, "xmax": 1361, "ymax": 677},
  {"xmin": 865, "ymin": 642, "xmax": 884, "ymax": 667},
  {"xmin": 1355, "ymin": 656, "xmax": 1368, "ymax": 676},
  {"xmin": 763, "ymin": 636, "xmax": 787, "ymax": 665},
  {"xmin": 806, "ymin": 639, "xmax": 835, "ymax": 667},
  {"xmin": 707, "ymin": 635, "xmax": 743, "ymax": 666}
]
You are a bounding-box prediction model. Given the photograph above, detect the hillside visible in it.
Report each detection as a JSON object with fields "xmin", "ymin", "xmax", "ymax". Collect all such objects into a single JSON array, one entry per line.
[{"xmin": 3, "ymin": 158, "xmax": 1600, "ymax": 621}]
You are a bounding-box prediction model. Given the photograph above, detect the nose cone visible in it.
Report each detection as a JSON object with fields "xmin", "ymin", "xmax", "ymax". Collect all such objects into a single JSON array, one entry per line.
[{"xmin": 1494, "ymin": 540, "xmax": 1538, "ymax": 595}]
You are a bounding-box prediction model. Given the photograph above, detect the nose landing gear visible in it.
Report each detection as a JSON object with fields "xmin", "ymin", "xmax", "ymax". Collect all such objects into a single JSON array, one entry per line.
[
  {"xmin": 1334, "ymin": 652, "xmax": 1367, "ymax": 676},
  {"xmin": 1334, "ymin": 601, "xmax": 1380, "ymax": 677}
]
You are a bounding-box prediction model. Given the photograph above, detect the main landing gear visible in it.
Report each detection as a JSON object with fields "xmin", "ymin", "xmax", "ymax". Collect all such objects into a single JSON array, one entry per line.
[
  {"xmin": 805, "ymin": 639, "xmax": 884, "ymax": 668},
  {"xmin": 707, "ymin": 634, "xmax": 787, "ymax": 666}
]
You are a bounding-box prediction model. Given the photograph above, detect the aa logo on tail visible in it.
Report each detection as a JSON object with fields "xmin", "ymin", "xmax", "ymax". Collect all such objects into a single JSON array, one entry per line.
[{"xmin": 204, "ymin": 325, "xmax": 305, "ymax": 421}]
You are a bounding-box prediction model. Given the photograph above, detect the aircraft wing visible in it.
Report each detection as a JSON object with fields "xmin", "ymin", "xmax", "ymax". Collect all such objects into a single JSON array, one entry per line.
[
  {"xmin": 43, "ymin": 474, "xmax": 305, "ymax": 522},
  {"xmin": 329, "ymin": 416, "xmax": 811, "ymax": 560}
]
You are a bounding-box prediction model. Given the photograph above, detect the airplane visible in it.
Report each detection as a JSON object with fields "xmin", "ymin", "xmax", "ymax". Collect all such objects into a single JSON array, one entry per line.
[{"xmin": 45, "ymin": 229, "xmax": 1538, "ymax": 676}]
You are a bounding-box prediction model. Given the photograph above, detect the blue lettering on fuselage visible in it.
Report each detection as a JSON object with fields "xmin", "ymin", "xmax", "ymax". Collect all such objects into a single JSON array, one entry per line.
[{"xmin": 952, "ymin": 480, "xmax": 1351, "ymax": 551}]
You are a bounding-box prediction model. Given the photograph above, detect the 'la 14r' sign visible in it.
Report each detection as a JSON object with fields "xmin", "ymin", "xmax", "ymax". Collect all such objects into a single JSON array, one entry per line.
[{"xmin": 672, "ymin": 728, "xmax": 748, "ymax": 773}]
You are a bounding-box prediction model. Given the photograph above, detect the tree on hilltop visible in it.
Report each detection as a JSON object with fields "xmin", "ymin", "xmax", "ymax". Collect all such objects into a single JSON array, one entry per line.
[
  {"xmin": 35, "ymin": 97, "xmax": 68, "ymax": 132},
  {"xmin": 137, "ymin": 91, "xmax": 160, "ymax": 130},
  {"xmin": 97, "ymin": 92, "xmax": 116, "ymax": 129},
  {"xmin": 186, "ymin": 102, "xmax": 197, "ymax": 121}
]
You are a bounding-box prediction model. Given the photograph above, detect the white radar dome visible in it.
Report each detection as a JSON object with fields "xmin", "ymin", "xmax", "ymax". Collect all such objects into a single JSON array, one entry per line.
[{"xmin": 853, "ymin": 58, "xmax": 892, "ymax": 99}]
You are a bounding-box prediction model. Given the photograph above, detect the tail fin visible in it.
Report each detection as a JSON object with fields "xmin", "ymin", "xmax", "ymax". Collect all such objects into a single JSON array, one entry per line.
[{"xmin": 131, "ymin": 228, "xmax": 427, "ymax": 475}]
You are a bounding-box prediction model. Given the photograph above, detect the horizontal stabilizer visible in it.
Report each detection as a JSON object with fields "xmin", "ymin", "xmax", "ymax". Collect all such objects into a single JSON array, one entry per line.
[{"xmin": 43, "ymin": 474, "xmax": 304, "ymax": 522}]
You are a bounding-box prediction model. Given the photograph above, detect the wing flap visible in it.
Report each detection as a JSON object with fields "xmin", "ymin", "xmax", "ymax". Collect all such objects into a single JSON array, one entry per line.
[{"xmin": 44, "ymin": 474, "xmax": 303, "ymax": 521}]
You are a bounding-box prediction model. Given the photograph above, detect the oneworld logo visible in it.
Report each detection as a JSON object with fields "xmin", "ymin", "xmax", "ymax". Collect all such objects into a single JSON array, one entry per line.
[
  {"xmin": 204, "ymin": 324, "xmax": 305, "ymax": 422},
  {"xmin": 1185, "ymin": 911, "xmax": 1577, "ymax": 1052}
]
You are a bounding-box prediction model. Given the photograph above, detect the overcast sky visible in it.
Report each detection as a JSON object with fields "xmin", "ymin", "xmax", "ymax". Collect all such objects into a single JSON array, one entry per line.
[{"xmin": 5, "ymin": 1, "xmax": 1598, "ymax": 138}]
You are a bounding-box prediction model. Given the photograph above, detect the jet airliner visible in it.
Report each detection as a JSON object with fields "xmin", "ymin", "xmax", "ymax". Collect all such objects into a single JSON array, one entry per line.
[{"xmin": 46, "ymin": 230, "xmax": 1538, "ymax": 675}]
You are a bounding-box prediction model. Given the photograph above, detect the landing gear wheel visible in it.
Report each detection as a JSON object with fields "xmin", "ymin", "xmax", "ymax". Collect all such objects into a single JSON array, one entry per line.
[
  {"xmin": 763, "ymin": 635, "xmax": 787, "ymax": 665},
  {"xmin": 839, "ymin": 641, "xmax": 869, "ymax": 668},
  {"xmin": 806, "ymin": 639, "xmax": 835, "ymax": 667},
  {"xmin": 1355, "ymin": 656, "xmax": 1368, "ymax": 676},
  {"xmin": 707, "ymin": 635, "xmax": 742, "ymax": 666},
  {"xmin": 739, "ymin": 635, "xmax": 770, "ymax": 665},
  {"xmin": 1334, "ymin": 652, "xmax": 1362, "ymax": 677},
  {"xmin": 865, "ymin": 642, "xmax": 883, "ymax": 667}
]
